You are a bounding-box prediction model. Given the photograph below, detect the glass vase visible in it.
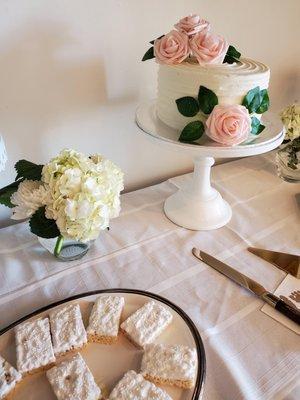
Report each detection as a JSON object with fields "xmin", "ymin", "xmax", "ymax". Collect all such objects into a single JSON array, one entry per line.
[{"xmin": 38, "ymin": 236, "xmax": 90, "ymax": 261}]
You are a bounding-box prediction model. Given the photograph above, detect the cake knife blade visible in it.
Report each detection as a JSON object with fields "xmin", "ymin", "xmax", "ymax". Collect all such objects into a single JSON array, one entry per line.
[
  {"xmin": 192, "ymin": 248, "xmax": 300, "ymax": 325},
  {"xmin": 247, "ymin": 247, "xmax": 300, "ymax": 278}
]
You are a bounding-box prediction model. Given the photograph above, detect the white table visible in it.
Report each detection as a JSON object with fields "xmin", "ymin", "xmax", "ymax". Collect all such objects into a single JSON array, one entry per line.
[{"xmin": 0, "ymin": 152, "xmax": 299, "ymax": 400}]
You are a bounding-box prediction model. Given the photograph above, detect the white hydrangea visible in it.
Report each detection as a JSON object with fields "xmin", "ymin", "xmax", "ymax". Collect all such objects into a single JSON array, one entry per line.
[
  {"xmin": 11, "ymin": 180, "xmax": 50, "ymax": 220},
  {"xmin": 280, "ymin": 103, "xmax": 300, "ymax": 141},
  {"xmin": 42, "ymin": 149, "xmax": 124, "ymax": 242}
]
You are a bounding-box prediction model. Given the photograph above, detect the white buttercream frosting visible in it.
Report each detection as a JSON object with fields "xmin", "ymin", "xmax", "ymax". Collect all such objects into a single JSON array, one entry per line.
[
  {"xmin": 15, "ymin": 318, "xmax": 56, "ymax": 374},
  {"xmin": 87, "ymin": 295, "xmax": 125, "ymax": 337},
  {"xmin": 49, "ymin": 303, "xmax": 87, "ymax": 355},
  {"xmin": 109, "ymin": 370, "xmax": 172, "ymax": 400},
  {"xmin": 121, "ymin": 301, "xmax": 173, "ymax": 348},
  {"xmin": 0, "ymin": 355, "xmax": 22, "ymax": 399},
  {"xmin": 46, "ymin": 353, "xmax": 101, "ymax": 400},
  {"xmin": 141, "ymin": 343, "xmax": 197, "ymax": 383},
  {"xmin": 157, "ymin": 58, "xmax": 270, "ymax": 131}
]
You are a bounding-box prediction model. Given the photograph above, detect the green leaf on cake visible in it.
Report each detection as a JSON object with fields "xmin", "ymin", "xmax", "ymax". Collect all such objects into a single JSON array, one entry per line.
[
  {"xmin": 179, "ymin": 121, "xmax": 204, "ymax": 142},
  {"xmin": 29, "ymin": 206, "xmax": 60, "ymax": 238},
  {"xmin": 242, "ymin": 87, "xmax": 270, "ymax": 115},
  {"xmin": 0, "ymin": 180, "xmax": 22, "ymax": 208},
  {"xmin": 224, "ymin": 45, "xmax": 241, "ymax": 64},
  {"xmin": 149, "ymin": 35, "xmax": 164, "ymax": 45},
  {"xmin": 242, "ymin": 86, "xmax": 261, "ymax": 114},
  {"xmin": 142, "ymin": 47, "xmax": 155, "ymax": 61},
  {"xmin": 176, "ymin": 96, "xmax": 199, "ymax": 117},
  {"xmin": 256, "ymin": 89, "xmax": 270, "ymax": 114},
  {"xmin": 198, "ymin": 86, "xmax": 218, "ymax": 114},
  {"xmin": 15, "ymin": 159, "xmax": 44, "ymax": 181},
  {"xmin": 251, "ymin": 116, "xmax": 265, "ymax": 135}
]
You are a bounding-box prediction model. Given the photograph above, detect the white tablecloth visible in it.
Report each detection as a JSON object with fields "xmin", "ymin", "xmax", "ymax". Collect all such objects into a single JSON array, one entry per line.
[{"xmin": 0, "ymin": 152, "xmax": 299, "ymax": 400}]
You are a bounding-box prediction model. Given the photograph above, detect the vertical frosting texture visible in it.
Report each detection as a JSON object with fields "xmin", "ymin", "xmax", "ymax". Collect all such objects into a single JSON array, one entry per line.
[{"xmin": 157, "ymin": 58, "xmax": 270, "ymax": 131}]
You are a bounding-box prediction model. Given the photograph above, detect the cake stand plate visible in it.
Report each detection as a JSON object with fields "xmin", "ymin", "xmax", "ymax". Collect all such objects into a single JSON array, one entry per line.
[{"xmin": 135, "ymin": 100, "xmax": 284, "ymax": 231}]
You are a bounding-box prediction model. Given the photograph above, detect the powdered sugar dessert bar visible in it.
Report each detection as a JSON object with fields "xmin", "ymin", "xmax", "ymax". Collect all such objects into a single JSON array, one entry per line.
[
  {"xmin": 109, "ymin": 370, "xmax": 172, "ymax": 400},
  {"xmin": 49, "ymin": 303, "xmax": 87, "ymax": 356},
  {"xmin": 87, "ymin": 295, "xmax": 125, "ymax": 344},
  {"xmin": 15, "ymin": 318, "xmax": 55, "ymax": 375},
  {"xmin": 120, "ymin": 301, "xmax": 173, "ymax": 348},
  {"xmin": 141, "ymin": 343, "xmax": 197, "ymax": 389},
  {"xmin": 46, "ymin": 353, "xmax": 101, "ymax": 400},
  {"xmin": 0, "ymin": 355, "xmax": 22, "ymax": 400}
]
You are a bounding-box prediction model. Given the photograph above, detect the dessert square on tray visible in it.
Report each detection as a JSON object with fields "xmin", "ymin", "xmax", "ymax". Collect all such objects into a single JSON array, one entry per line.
[
  {"xmin": 46, "ymin": 353, "xmax": 101, "ymax": 400},
  {"xmin": 109, "ymin": 370, "xmax": 172, "ymax": 400},
  {"xmin": 120, "ymin": 301, "xmax": 173, "ymax": 348},
  {"xmin": 87, "ymin": 295, "xmax": 125, "ymax": 344},
  {"xmin": 0, "ymin": 355, "xmax": 22, "ymax": 400},
  {"xmin": 15, "ymin": 317, "xmax": 55, "ymax": 375},
  {"xmin": 141, "ymin": 343, "xmax": 197, "ymax": 389},
  {"xmin": 49, "ymin": 303, "xmax": 87, "ymax": 356}
]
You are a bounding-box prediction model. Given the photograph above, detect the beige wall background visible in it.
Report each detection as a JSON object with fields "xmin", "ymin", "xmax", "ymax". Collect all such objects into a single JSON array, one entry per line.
[{"xmin": 0, "ymin": 0, "xmax": 299, "ymax": 224}]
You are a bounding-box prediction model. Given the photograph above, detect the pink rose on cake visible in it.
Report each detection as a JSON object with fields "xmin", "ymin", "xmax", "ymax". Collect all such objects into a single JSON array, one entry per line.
[
  {"xmin": 154, "ymin": 30, "xmax": 189, "ymax": 65},
  {"xmin": 190, "ymin": 31, "xmax": 228, "ymax": 66},
  {"xmin": 174, "ymin": 14, "xmax": 210, "ymax": 36},
  {"xmin": 206, "ymin": 105, "xmax": 251, "ymax": 146}
]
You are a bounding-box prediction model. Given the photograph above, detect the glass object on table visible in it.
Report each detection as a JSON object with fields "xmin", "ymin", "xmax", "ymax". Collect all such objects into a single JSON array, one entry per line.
[
  {"xmin": 38, "ymin": 236, "xmax": 91, "ymax": 261},
  {"xmin": 276, "ymin": 138, "xmax": 300, "ymax": 182},
  {"xmin": 0, "ymin": 135, "xmax": 7, "ymax": 172}
]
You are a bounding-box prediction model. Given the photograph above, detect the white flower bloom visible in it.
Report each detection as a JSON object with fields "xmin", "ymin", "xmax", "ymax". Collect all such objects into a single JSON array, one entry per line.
[
  {"xmin": 11, "ymin": 180, "xmax": 50, "ymax": 220},
  {"xmin": 42, "ymin": 149, "xmax": 124, "ymax": 242},
  {"xmin": 280, "ymin": 104, "xmax": 300, "ymax": 141}
]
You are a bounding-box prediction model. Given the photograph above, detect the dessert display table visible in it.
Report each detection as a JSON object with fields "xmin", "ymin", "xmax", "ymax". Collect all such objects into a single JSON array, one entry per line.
[
  {"xmin": 136, "ymin": 100, "xmax": 284, "ymax": 230},
  {"xmin": 0, "ymin": 152, "xmax": 299, "ymax": 400}
]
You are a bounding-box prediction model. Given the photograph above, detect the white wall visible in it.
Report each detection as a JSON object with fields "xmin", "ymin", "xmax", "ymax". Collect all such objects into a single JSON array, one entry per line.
[{"xmin": 0, "ymin": 0, "xmax": 299, "ymax": 224}]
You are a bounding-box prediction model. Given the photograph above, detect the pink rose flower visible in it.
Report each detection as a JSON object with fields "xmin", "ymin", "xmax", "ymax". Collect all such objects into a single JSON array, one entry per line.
[
  {"xmin": 206, "ymin": 105, "xmax": 251, "ymax": 146},
  {"xmin": 154, "ymin": 30, "xmax": 189, "ymax": 65},
  {"xmin": 190, "ymin": 31, "xmax": 228, "ymax": 66},
  {"xmin": 174, "ymin": 14, "xmax": 210, "ymax": 36}
]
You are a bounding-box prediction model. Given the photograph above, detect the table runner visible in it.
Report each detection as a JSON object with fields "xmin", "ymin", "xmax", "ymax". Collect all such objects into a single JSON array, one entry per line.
[{"xmin": 0, "ymin": 152, "xmax": 299, "ymax": 400}]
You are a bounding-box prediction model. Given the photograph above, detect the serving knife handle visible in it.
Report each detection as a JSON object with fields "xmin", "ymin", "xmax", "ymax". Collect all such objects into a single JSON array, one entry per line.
[{"xmin": 275, "ymin": 299, "xmax": 300, "ymax": 325}]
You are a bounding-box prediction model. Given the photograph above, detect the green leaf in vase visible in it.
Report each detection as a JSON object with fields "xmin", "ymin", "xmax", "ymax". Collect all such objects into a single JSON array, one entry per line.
[
  {"xmin": 179, "ymin": 121, "xmax": 205, "ymax": 142},
  {"xmin": 29, "ymin": 206, "xmax": 60, "ymax": 238},
  {"xmin": 176, "ymin": 96, "xmax": 199, "ymax": 117},
  {"xmin": 198, "ymin": 86, "xmax": 218, "ymax": 114},
  {"xmin": 15, "ymin": 159, "xmax": 44, "ymax": 181},
  {"xmin": 0, "ymin": 180, "xmax": 22, "ymax": 208}
]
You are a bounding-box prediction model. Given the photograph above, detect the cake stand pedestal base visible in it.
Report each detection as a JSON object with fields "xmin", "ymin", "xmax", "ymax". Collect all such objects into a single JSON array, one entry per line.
[{"xmin": 164, "ymin": 156, "xmax": 232, "ymax": 230}]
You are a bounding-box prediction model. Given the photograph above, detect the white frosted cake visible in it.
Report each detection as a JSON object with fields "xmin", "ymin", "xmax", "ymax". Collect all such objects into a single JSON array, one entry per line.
[
  {"xmin": 142, "ymin": 14, "xmax": 271, "ymax": 146},
  {"xmin": 120, "ymin": 301, "xmax": 173, "ymax": 348},
  {"xmin": 49, "ymin": 303, "xmax": 87, "ymax": 356},
  {"xmin": 109, "ymin": 370, "xmax": 172, "ymax": 400},
  {"xmin": 46, "ymin": 353, "xmax": 101, "ymax": 400},
  {"xmin": 0, "ymin": 355, "xmax": 22, "ymax": 399},
  {"xmin": 87, "ymin": 295, "xmax": 125, "ymax": 344},
  {"xmin": 141, "ymin": 343, "xmax": 197, "ymax": 389},
  {"xmin": 157, "ymin": 58, "xmax": 270, "ymax": 131},
  {"xmin": 15, "ymin": 318, "xmax": 56, "ymax": 375}
]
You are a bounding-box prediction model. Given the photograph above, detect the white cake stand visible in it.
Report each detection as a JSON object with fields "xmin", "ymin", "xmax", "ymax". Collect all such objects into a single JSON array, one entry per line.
[{"xmin": 136, "ymin": 100, "xmax": 284, "ymax": 230}]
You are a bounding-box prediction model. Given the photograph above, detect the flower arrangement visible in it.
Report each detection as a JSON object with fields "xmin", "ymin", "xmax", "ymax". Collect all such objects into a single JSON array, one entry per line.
[
  {"xmin": 142, "ymin": 14, "xmax": 240, "ymax": 66},
  {"xmin": 0, "ymin": 149, "xmax": 124, "ymax": 253},
  {"xmin": 277, "ymin": 103, "xmax": 300, "ymax": 172}
]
